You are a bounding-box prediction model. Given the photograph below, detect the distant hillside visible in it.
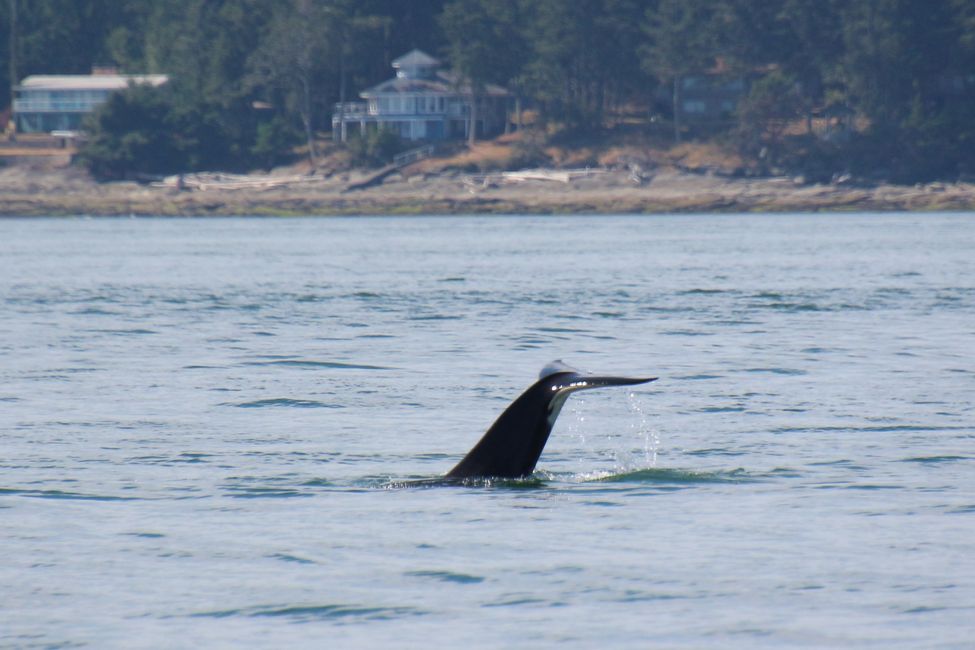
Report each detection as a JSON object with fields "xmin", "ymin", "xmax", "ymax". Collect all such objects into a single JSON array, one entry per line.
[{"xmin": 2, "ymin": 1, "xmax": 973, "ymax": 182}]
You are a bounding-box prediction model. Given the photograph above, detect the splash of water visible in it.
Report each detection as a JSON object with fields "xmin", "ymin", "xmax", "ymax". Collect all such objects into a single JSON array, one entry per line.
[
  {"xmin": 563, "ymin": 391, "xmax": 660, "ymax": 474},
  {"xmin": 615, "ymin": 390, "xmax": 660, "ymax": 471}
]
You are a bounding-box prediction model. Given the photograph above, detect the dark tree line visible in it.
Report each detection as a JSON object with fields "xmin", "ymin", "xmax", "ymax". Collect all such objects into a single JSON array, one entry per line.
[{"xmin": 2, "ymin": 0, "xmax": 974, "ymax": 180}]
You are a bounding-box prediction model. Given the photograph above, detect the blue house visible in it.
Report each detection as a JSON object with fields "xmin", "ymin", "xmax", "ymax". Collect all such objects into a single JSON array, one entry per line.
[
  {"xmin": 332, "ymin": 49, "xmax": 509, "ymax": 142},
  {"xmin": 13, "ymin": 71, "xmax": 169, "ymax": 134}
]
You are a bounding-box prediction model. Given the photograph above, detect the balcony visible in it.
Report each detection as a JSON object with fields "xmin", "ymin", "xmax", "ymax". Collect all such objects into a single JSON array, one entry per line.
[
  {"xmin": 332, "ymin": 102, "xmax": 370, "ymax": 120},
  {"xmin": 13, "ymin": 98, "xmax": 102, "ymax": 113},
  {"xmin": 333, "ymin": 100, "xmax": 464, "ymax": 120}
]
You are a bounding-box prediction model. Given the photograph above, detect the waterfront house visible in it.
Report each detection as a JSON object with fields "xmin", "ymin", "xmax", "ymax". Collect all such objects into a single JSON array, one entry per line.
[
  {"xmin": 676, "ymin": 73, "xmax": 748, "ymax": 125},
  {"xmin": 332, "ymin": 49, "xmax": 509, "ymax": 142},
  {"xmin": 13, "ymin": 70, "xmax": 169, "ymax": 134}
]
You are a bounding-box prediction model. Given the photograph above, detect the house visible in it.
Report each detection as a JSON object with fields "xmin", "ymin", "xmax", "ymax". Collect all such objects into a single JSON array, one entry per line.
[
  {"xmin": 332, "ymin": 49, "xmax": 509, "ymax": 142},
  {"xmin": 676, "ymin": 73, "xmax": 748, "ymax": 124},
  {"xmin": 12, "ymin": 70, "xmax": 169, "ymax": 134},
  {"xmin": 654, "ymin": 60, "xmax": 776, "ymax": 130}
]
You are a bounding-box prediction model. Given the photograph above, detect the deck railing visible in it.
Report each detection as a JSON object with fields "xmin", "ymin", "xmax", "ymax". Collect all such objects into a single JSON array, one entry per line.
[
  {"xmin": 13, "ymin": 99, "xmax": 101, "ymax": 113},
  {"xmin": 332, "ymin": 102, "xmax": 370, "ymax": 119},
  {"xmin": 332, "ymin": 102, "xmax": 467, "ymax": 119},
  {"xmin": 393, "ymin": 144, "xmax": 436, "ymax": 167}
]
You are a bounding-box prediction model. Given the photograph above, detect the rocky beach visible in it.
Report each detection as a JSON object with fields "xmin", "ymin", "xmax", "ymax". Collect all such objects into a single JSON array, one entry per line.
[{"xmin": 2, "ymin": 156, "xmax": 974, "ymax": 217}]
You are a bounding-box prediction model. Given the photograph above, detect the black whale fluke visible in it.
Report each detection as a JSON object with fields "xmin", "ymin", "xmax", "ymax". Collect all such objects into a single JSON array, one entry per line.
[{"xmin": 445, "ymin": 361, "xmax": 656, "ymax": 480}]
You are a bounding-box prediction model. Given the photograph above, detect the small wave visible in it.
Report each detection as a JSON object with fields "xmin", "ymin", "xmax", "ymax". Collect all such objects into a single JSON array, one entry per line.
[
  {"xmin": 586, "ymin": 467, "xmax": 751, "ymax": 484},
  {"xmin": 763, "ymin": 302, "xmax": 828, "ymax": 312},
  {"xmin": 0, "ymin": 488, "xmax": 138, "ymax": 501},
  {"xmin": 243, "ymin": 359, "xmax": 393, "ymax": 370},
  {"xmin": 901, "ymin": 455, "xmax": 969, "ymax": 464},
  {"xmin": 406, "ymin": 570, "xmax": 485, "ymax": 584},
  {"xmin": 268, "ymin": 553, "xmax": 316, "ymax": 565},
  {"xmin": 223, "ymin": 486, "xmax": 310, "ymax": 498},
  {"xmin": 685, "ymin": 447, "xmax": 746, "ymax": 457},
  {"xmin": 231, "ymin": 398, "xmax": 341, "ymax": 409},
  {"xmin": 72, "ymin": 307, "xmax": 120, "ymax": 315},
  {"xmin": 537, "ymin": 326, "xmax": 590, "ymax": 333},
  {"xmin": 381, "ymin": 476, "xmax": 547, "ymax": 490},
  {"xmin": 129, "ymin": 453, "xmax": 214, "ymax": 465},
  {"xmin": 191, "ymin": 603, "xmax": 423, "ymax": 621},
  {"xmin": 661, "ymin": 330, "xmax": 713, "ymax": 337},
  {"xmin": 482, "ymin": 597, "xmax": 547, "ymax": 608},
  {"xmin": 744, "ymin": 367, "xmax": 807, "ymax": 375},
  {"xmin": 774, "ymin": 424, "xmax": 969, "ymax": 434},
  {"xmin": 408, "ymin": 314, "xmax": 462, "ymax": 321}
]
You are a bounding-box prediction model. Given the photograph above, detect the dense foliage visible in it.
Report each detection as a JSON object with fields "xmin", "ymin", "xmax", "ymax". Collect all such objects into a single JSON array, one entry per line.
[{"xmin": 2, "ymin": 0, "xmax": 974, "ymax": 180}]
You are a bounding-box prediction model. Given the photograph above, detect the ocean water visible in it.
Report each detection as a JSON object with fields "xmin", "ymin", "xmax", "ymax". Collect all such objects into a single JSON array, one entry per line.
[{"xmin": 1, "ymin": 213, "xmax": 973, "ymax": 649}]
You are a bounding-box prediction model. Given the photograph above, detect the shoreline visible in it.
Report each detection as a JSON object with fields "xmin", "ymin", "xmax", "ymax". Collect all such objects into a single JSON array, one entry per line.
[{"xmin": 2, "ymin": 162, "xmax": 974, "ymax": 217}]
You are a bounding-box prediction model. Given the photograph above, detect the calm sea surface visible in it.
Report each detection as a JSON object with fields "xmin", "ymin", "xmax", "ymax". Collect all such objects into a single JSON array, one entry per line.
[{"xmin": 1, "ymin": 213, "xmax": 973, "ymax": 648}]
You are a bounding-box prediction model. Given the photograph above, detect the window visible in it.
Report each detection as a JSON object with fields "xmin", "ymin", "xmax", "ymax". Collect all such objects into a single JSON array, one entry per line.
[{"xmin": 683, "ymin": 100, "xmax": 706, "ymax": 114}]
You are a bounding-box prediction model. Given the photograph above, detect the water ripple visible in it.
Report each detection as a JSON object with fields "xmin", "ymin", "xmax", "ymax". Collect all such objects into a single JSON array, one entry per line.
[
  {"xmin": 190, "ymin": 604, "xmax": 424, "ymax": 621},
  {"xmin": 230, "ymin": 398, "xmax": 342, "ymax": 409},
  {"xmin": 241, "ymin": 359, "xmax": 393, "ymax": 370}
]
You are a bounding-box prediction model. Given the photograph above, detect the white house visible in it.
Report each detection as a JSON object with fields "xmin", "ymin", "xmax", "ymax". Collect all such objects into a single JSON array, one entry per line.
[
  {"xmin": 332, "ymin": 49, "xmax": 509, "ymax": 142},
  {"xmin": 13, "ymin": 71, "xmax": 169, "ymax": 134}
]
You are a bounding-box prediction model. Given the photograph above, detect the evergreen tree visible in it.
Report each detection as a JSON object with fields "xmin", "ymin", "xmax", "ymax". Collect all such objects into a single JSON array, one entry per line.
[
  {"xmin": 441, "ymin": 0, "xmax": 524, "ymax": 144},
  {"xmin": 642, "ymin": 0, "xmax": 720, "ymax": 142},
  {"xmin": 79, "ymin": 83, "xmax": 184, "ymax": 178},
  {"xmin": 527, "ymin": 0, "xmax": 644, "ymax": 130}
]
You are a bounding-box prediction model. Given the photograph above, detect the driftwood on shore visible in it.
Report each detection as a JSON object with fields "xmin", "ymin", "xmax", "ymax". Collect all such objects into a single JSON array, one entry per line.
[
  {"xmin": 152, "ymin": 172, "xmax": 327, "ymax": 192},
  {"xmin": 462, "ymin": 168, "xmax": 608, "ymax": 191},
  {"xmin": 343, "ymin": 164, "xmax": 400, "ymax": 192}
]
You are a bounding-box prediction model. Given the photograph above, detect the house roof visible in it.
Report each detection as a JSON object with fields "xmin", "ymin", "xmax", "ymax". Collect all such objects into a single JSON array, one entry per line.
[
  {"xmin": 17, "ymin": 74, "xmax": 169, "ymax": 91},
  {"xmin": 361, "ymin": 70, "xmax": 509, "ymax": 98},
  {"xmin": 392, "ymin": 49, "xmax": 439, "ymax": 68},
  {"xmin": 361, "ymin": 76, "xmax": 452, "ymax": 97}
]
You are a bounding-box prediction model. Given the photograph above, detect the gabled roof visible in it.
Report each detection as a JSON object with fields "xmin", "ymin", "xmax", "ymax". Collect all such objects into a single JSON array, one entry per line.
[
  {"xmin": 361, "ymin": 76, "xmax": 451, "ymax": 97},
  {"xmin": 361, "ymin": 70, "xmax": 509, "ymax": 98},
  {"xmin": 17, "ymin": 74, "xmax": 169, "ymax": 91},
  {"xmin": 392, "ymin": 49, "xmax": 439, "ymax": 68}
]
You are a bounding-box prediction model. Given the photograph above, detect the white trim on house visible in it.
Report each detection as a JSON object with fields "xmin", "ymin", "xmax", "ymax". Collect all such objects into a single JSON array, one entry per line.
[
  {"xmin": 332, "ymin": 49, "xmax": 509, "ymax": 142},
  {"xmin": 13, "ymin": 73, "xmax": 169, "ymax": 134}
]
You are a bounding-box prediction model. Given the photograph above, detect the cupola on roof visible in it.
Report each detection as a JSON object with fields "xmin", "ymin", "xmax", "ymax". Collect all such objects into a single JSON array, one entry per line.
[{"xmin": 392, "ymin": 49, "xmax": 440, "ymax": 69}]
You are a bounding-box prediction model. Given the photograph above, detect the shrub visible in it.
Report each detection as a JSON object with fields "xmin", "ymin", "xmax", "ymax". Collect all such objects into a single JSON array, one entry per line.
[{"xmin": 346, "ymin": 129, "xmax": 405, "ymax": 167}]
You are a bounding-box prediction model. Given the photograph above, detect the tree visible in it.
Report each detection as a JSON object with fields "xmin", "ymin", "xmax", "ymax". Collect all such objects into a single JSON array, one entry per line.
[
  {"xmin": 248, "ymin": 0, "xmax": 333, "ymax": 164},
  {"xmin": 735, "ymin": 70, "xmax": 804, "ymax": 155},
  {"xmin": 78, "ymin": 83, "xmax": 184, "ymax": 179},
  {"xmin": 642, "ymin": 0, "xmax": 721, "ymax": 143},
  {"xmin": 441, "ymin": 0, "xmax": 524, "ymax": 144},
  {"xmin": 251, "ymin": 115, "xmax": 301, "ymax": 169}
]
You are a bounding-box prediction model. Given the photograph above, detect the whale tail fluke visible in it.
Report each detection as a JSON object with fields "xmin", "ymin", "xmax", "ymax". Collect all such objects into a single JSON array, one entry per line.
[{"xmin": 445, "ymin": 361, "xmax": 656, "ymax": 480}]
